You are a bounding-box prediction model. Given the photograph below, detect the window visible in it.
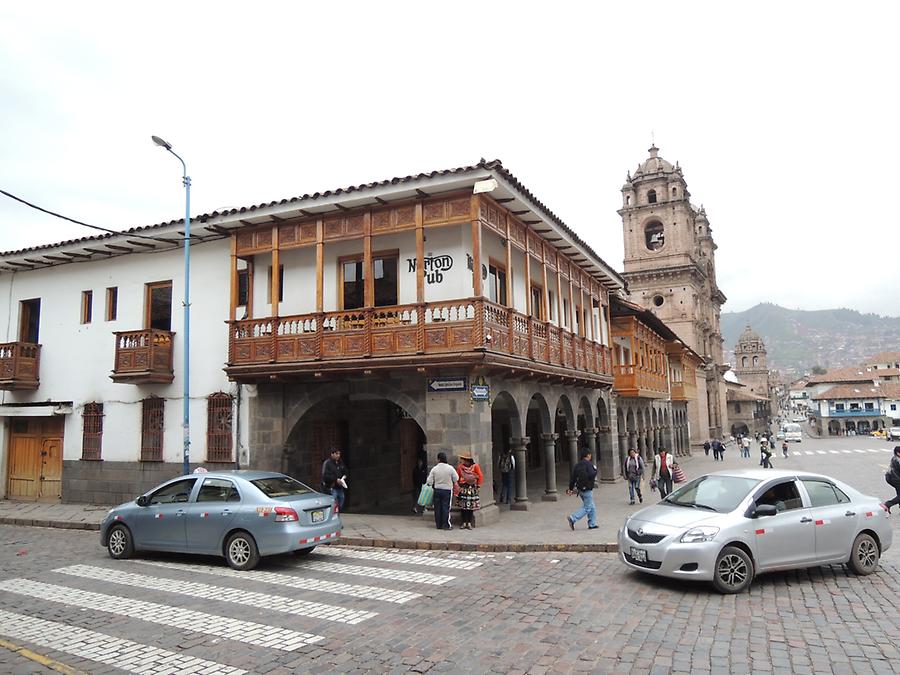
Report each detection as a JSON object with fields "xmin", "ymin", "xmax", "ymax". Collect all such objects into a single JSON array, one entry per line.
[
  {"xmin": 864, "ymin": 402, "xmax": 874, "ymax": 411},
  {"xmin": 548, "ymin": 290, "xmax": 556, "ymax": 322},
  {"xmin": 267, "ymin": 265, "xmax": 284, "ymax": 304},
  {"xmin": 672, "ymin": 187, "xmax": 677, "ymax": 197},
  {"xmin": 340, "ymin": 252, "xmax": 399, "ymax": 310},
  {"xmin": 81, "ymin": 291, "xmax": 93, "ymax": 324},
  {"xmin": 140, "ymin": 397, "xmax": 165, "ymax": 461},
  {"xmin": 652, "ymin": 295, "xmax": 664, "ymax": 307},
  {"xmin": 644, "ymin": 221, "xmax": 664, "ymax": 251},
  {"xmin": 742, "ymin": 356, "xmax": 749, "ymax": 368},
  {"xmin": 197, "ymin": 477, "xmax": 241, "ymax": 503},
  {"xmin": 146, "ymin": 281, "xmax": 173, "ymax": 331},
  {"xmin": 19, "ymin": 299, "xmax": 40, "ymax": 342},
  {"xmin": 753, "ymin": 356, "xmax": 759, "ymax": 367},
  {"xmin": 735, "ymin": 403, "xmax": 742, "ymax": 413},
  {"xmin": 105, "ymin": 287, "xmax": 117, "ymax": 321},
  {"xmin": 850, "ymin": 403, "xmax": 860, "ymax": 410},
  {"xmin": 563, "ymin": 298, "xmax": 570, "ymax": 328},
  {"xmin": 625, "ymin": 195, "xmax": 631, "ymax": 205},
  {"xmin": 530, "ymin": 285, "xmax": 544, "ymax": 320},
  {"xmin": 802, "ymin": 480, "xmax": 850, "ymax": 508},
  {"xmin": 892, "ymin": 404, "xmax": 897, "ymax": 411},
  {"xmin": 252, "ymin": 475, "xmax": 315, "ymax": 497},
  {"xmin": 148, "ymin": 478, "xmax": 197, "ymax": 505},
  {"xmin": 237, "ymin": 269, "xmax": 250, "ymax": 306},
  {"xmin": 487, "ymin": 262, "xmax": 508, "ymax": 306},
  {"xmin": 207, "ymin": 393, "xmax": 234, "ymax": 462},
  {"xmin": 81, "ymin": 402, "xmax": 104, "ymax": 461},
  {"xmin": 647, "ymin": 189, "xmax": 657, "ymax": 204},
  {"xmin": 756, "ymin": 480, "xmax": 803, "ymax": 512},
  {"xmin": 835, "ymin": 403, "xmax": 845, "ymax": 411}
]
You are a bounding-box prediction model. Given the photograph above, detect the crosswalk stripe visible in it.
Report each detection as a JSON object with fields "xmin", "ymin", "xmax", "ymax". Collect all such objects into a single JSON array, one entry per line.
[
  {"xmin": 829, "ymin": 450, "xmax": 840, "ymax": 454},
  {"xmin": 841, "ymin": 450, "xmax": 853, "ymax": 454},
  {"xmin": 854, "ymin": 449, "xmax": 867, "ymax": 453},
  {"xmin": 868, "ymin": 449, "xmax": 880, "ymax": 453},
  {"xmin": 0, "ymin": 578, "xmax": 323, "ymax": 649},
  {"xmin": 316, "ymin": 546, "xmax": 482, "ymax": 570},
  {"xmin": 0, "ymin": 609, "xmax": 246, "ymax": 674},
  {"xmin": 804, "ymin": 451, "xmax": 814, "ymax": 455},
  {"xmin": 55, "ymin": 564, "xmax": 376, "ymax": 625},
  {"xmin": 817, "ymin": 451, "xmax": 827, "ymax": 455},
  {"xmin": 284, "ymin": 559, "xmax": 456, "ymax": 585},
  {"xmin": 881, "ymin": 448, "xmax": 892, "ymax": 453},
  {"xmin": 135, "ymin": 560, "xmax": 421, "ymax": 604}
]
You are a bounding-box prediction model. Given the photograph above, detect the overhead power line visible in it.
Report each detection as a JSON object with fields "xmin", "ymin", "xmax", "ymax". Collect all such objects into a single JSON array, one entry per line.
[{"xmin": 0, "ymin": 188, "xmax": 184, "ymax": 245}]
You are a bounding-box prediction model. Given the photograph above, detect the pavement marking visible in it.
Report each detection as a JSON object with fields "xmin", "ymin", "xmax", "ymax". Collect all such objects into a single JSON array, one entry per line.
[
  {"xmin": 0, "ymin": 578, "xmax": 323, "ymax": 649},
  {"xmin": 881, "ymin": 448, "xmax": 893, "ymax": 453},
  {"xmin": 280, "ymin": 559, "xmax": 455, "ymax": 585},
  {"xmin": 315, "ymin": 546, "xmax": 482, "ymax": 570},
  {"xmin": 868, "ymin": 449, "xmax": 881, "ymax": 453},
  {"xmin": 0, "ymin": 609, "xmax": 245, "ymax": 674},
  {"xmin": 854, "ymin": 449, "xmax": 867, "ymax": 453},
  {"xmin": 55, "ymin": 564, "xmax": 376, "ymax": 625},
  {"xmin": 135, "ymin": 559, "xmax": 421, "ymax": 604},
  {"xmin": 804, "ymin": 451, "xmax": 814, "ymax": 455},
  {"xmin": 817, "ymin": 451, "xmax": 827, "ymax": 455},
  {"xmin": 841, "ymin": 450, "xmax": 853, "ymax": 454},
  {"xmin": 829, "ymin": 450, "xmax": 841, "ymax": 454}
]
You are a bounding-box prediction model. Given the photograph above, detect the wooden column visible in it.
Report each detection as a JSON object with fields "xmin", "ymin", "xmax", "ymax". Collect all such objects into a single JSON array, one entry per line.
[
  {"xmin": 270, "ymin": 225, "xmax": 280, "ymax": 317},
  {"xmin": 541, "ymin": 246, "xmax": 549, "ymax": 322},
  {"xmin": 315, "ymin": 219, "xmax": 324, "ymax": 313},
  {"xmin": 415, "ymin": 203, "xmax": 425, "ymax": 354},
  {"xmin": 555, "ymin": 252, "xmax": 563, "ymax": 329},
  {"xmin": 524, "ymin": 239, "xmax": 532, "ymax": 317},
  {"xmin": 363, "ymin": 211, "xmax": 373, "ymax": 307},
  {"xmin": 471, "ymin": 196, "xmax": 482, "ymax": 297},
  {"xmin": 229, "ymin": 235, "xmax": 238, "ymax": 321},
  {"xmin": 505, "ymin": 214, "xmax": 513, "ymax": 353}
]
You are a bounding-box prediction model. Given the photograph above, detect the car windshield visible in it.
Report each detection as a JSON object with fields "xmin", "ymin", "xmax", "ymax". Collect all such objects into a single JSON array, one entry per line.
[
  {"xmin": 251, "ymin": 475, "xmax": 315, "ymax": 498},
  {"xmin": 664, "ymin": 475, "xmax": 761, "ymax": 513}
]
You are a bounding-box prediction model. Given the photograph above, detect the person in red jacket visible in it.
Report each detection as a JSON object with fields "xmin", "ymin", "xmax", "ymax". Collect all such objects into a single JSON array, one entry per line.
[{"xmin": 456, "ymin": 451, "xmax": 484, "ymax": 529}]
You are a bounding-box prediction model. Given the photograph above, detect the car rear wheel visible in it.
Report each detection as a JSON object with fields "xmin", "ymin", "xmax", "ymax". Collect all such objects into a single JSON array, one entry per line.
[
  {"xmin": 107, "ymin": 524, "xmax": 134, "ymax": 560},
  {"xmin": 848, "ymin": 533, "xmax": 879, "ymax": 575},
  {"xmin": 225, "ymin": 531, "xmax": 260, "ymax": 571},
  {"xmin": 293, "ymin": 545, "xmax": 315, "ymax": 556},
  {"xmin": 712, "ymin": 546, "xmax": 753, "ymax": 594}
]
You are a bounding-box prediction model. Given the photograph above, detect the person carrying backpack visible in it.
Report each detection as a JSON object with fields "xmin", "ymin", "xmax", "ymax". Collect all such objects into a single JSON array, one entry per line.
[
  {"xmin": 566, "ymin": 449, "xmax": 598, "ymax": 530},
  {"xmin": 881, "ymin": 446, "xmax": 900, "ymax": 513},
  {"xmin": 498, "ymin": 448, "xmax": 515, "ymax": 504},
  {"xmin": 623, "ymin": 448, "xmax": 644, "ymax": 505}
]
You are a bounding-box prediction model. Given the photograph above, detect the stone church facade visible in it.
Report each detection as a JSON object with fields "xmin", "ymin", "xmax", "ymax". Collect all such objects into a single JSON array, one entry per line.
[{"xmin": 618, "ymin": 146, "xmax": 730, "ymax": 444}]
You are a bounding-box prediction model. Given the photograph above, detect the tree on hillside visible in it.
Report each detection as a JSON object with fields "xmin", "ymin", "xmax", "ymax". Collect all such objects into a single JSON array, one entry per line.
[{"xmin": 811, "ymin": 365, "xmax": 827, "ymax": 375}]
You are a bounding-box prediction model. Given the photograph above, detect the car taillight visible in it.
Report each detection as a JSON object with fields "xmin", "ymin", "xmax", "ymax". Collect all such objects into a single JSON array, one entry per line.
[{"xmin": 274, "ymin": 506, "xmax": 299, "ymax": 522}]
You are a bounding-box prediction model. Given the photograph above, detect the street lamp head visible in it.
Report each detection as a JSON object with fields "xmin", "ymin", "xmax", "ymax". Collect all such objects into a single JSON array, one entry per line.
[{"xmin": 151, "ymin": 135, "xmax": 172, "ymax": 151}]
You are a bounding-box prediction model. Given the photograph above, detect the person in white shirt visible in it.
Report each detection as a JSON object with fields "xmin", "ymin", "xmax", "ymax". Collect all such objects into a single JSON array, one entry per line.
[
  {"xmin": 426, "ymin": 451, "xmax": 459, "ymax": 530},
  {"xmin": 653, "ymin": 448, "xmax": 676, "ymax": 498}
]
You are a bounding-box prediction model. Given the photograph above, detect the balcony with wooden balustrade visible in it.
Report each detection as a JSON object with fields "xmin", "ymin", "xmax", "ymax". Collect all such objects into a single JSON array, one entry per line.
[
  {"xmin": 226, "ymin": 298, "xmax": 613, "ymax": 383},
  {"xmin": 0, "ymin": 342, "xmax": 41, "ymax": 390},
  {"xmin": 610, "ymin": 314, "xmax": 670, "ymax": 399},
  {"xmin": 111, "ymin": 329, "xmax": 175, "ymax": 384}
]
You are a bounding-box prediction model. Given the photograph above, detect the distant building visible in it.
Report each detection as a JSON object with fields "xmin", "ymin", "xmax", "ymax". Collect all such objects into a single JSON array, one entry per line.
[
  {"xmin": 866, "ymin": 351, "xmax": 900, "ymax": 371},
  {"xmin": 812, "ymin": 382, "xmax": 900, "ymax": 436}
]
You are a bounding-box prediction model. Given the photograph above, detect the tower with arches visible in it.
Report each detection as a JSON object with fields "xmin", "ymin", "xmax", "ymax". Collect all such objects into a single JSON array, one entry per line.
[
  {"xmin": 618, "ymin": 145, "xmax": 730, "ymax": 443},
  {"xmin": 733, "ymin": 325, "xmax": 771, "ymax": 398}
]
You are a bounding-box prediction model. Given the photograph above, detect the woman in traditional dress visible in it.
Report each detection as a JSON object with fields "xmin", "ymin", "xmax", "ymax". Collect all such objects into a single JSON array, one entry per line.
[{"xmin": 455, "ymin": 451, "xmax": 484, "ymax": 529}]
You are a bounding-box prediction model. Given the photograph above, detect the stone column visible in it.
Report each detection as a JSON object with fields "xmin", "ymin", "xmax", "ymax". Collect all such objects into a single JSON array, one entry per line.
[
  {"xmin": 541, "ymin": 433, "xmax": 559, "ymax": 501},
  {"xmin": 584, "ymin": 427, "xmax": 598, "ymax": 480},
  {"xmin": 510, "ymin": 436, "xmax": 530, "ymax": 511},
  {"xmin": 565, "ymin": 430, "xmax": 580, "ymax": 473}
]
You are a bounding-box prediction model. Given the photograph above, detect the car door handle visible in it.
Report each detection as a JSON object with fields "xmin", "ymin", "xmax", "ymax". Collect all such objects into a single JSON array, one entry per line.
[
  {"xmin": 176, "ymin": 509, "xmax": 185, "ymax": 517},
  {"xmin": 800, "ymin": 517, "xmax": 813, "ymax": 523},
  {"xmin": 845, "ymin": 511, "xmax": 856, "ymax": 517},
  {"xmin": 221, "ymin": 509, "xmax": 231, "ymax": 516}
]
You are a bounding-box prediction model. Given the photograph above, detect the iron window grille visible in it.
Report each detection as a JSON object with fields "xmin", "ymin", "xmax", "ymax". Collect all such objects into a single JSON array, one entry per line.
[
  {"xmin": 81, "ymin": 402, "xmax": 104, "ymax": 460},
  {"xmin": 140, "ymin": 397, "xmax": 165, "ymax": 461},
  {"xmin": 207, "ymin": 393, "xmax": 234, "ymax": 462}
]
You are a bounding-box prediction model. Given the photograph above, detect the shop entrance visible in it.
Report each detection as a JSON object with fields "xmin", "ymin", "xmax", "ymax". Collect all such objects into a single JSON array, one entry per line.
[{"xmin": 6, "ymin": 416, "xmax": 64, "ymax": 502}]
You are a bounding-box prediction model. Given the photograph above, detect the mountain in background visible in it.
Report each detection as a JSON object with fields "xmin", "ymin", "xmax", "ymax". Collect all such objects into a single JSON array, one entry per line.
[{"xmin": 720, "ymin": 303, "xmax": 900, "ymax": 376}]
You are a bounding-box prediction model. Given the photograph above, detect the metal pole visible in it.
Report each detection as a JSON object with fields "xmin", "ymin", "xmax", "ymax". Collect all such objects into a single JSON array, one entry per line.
[{"xmin": 182, "ymin": 169, "xmax": 191, "ymax": 476}]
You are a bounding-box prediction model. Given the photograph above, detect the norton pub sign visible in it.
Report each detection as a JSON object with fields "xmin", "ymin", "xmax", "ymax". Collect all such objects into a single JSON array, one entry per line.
[{"xmin": 406, "ymin": 254, "xmax": 453, "ymax": 284}]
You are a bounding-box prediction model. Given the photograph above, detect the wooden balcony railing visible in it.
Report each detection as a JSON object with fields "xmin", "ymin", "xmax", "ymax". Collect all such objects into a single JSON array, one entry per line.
[
  {"xmin": 227, "ymin": 298, "xmax": 613, "ymax": 378},
  {"xmin": 613, "ymin": 364, "xmax": 669, "ymax": 398},
  {"xmin": 111, "ymin": 329, "xmax": 175, "ymax": 384},
  {"xmin": 0, "ymin": 342, "xmax": 41, "ymax": 390}
]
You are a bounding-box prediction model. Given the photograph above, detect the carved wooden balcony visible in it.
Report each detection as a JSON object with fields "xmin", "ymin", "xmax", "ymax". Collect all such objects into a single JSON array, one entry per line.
[
  {"xmin": 226, "ymin": 298, "xmax": 614, "ymax": 382},
  {"xmin": 0, "ymin": 342, "xmax": 41, "ymax": 390},
  {"xmin": 613, "ymin": 364, "xmax": 669, "ymax": 399},
  {"xmin": 111, "ymin": 329, "xmax": 175, "ymax": 384}
]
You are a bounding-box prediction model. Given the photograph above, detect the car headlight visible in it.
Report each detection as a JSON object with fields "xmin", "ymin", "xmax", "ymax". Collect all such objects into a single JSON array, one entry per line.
[{"xmin": 680, "ymin": 526, "xmax": 719, "ymax": 543}]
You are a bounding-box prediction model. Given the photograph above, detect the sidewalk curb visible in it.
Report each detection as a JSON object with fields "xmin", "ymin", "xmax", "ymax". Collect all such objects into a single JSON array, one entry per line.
[
  {"xmin": 0, "ymin": 517, "xmax": 100, "ymax": 531},
  {"xmin": 337, "ymin": 536, "xmax": 620, "ymax": 553}
]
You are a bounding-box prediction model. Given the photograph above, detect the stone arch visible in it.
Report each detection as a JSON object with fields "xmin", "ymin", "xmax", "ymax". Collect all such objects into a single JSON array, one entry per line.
[
  {"xmin": 491, "ymin": 390, "xmax": 523, "ymax": 439},
  {"xmin": 555, "ymin": 394, "xmax": 576, "ymax": 430},
  {"xmin": 578, "ymin": 395, "xmax": 594, "ymax": 430},
  {"xmin": 525, "ymin": 392, "xmax": 552, "ymax": 432},
  {"xmin": 284, "ymin": 380, "xmax": 425, "ymax": 439}
]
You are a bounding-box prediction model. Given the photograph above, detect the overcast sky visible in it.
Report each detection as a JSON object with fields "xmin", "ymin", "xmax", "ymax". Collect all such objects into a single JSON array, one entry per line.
[{"xmin": 1, "ymin": 2, "xmax": 897, "ymax": 316}]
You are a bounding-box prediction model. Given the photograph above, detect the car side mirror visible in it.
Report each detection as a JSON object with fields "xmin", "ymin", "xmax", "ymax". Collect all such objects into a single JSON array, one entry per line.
[
  {"xmin": 136, "ymin": 495, "xmax": 150, "ymax": 507},
  {"xmin": 754, "ymin": 504, "xmax": 778, "ymax": 518}
]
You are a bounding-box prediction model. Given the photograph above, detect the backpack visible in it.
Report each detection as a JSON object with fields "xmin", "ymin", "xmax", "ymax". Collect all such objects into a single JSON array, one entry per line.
[{"xmin": 499, "ymin": 453, "xmax": 513, "ymax": 474}]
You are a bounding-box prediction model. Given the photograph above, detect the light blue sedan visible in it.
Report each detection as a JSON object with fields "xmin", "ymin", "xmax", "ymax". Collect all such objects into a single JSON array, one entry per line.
[{"xmin": 100, "ymin": 470, "xmax": 341, "ymax": 570}]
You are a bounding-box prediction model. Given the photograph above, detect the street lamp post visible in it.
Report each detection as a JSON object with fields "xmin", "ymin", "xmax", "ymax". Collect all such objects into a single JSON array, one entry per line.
[{"xmin": 152, "ymin": 135, "xmax": 192, "ymax": 476}]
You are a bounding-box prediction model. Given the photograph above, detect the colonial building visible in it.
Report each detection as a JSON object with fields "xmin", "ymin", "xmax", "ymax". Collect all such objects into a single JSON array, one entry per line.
[
  {"xmin": 812, "ymin": 383, "xmax": 900, "ymax": 436},
  {"xmin": 618, "ymin": 146, "xmax": 730, "ymax": 444},
  {"xmin": 725, "ymin": 379, "xmax": 770, "ymax": 437}
]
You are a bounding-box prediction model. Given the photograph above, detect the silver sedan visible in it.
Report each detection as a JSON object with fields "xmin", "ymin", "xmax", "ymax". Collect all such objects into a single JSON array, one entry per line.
[
  {"xmin": 618, "ymin": 469, "xmax": 892, "ymax": 593},
  {"xmin": 100, "ymin": 470, "xmax": 341, "ymax": 570}
]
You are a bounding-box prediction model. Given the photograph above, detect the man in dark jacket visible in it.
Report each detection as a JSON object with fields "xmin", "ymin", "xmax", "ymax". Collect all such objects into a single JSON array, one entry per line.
[
  {"xmin": 882, "ymin": 446, "xmax": 900, "ymax": 512},
  {"xmin": 566, "ymin": 449, "xmax": 598, "ymax": 530},
  {"xmin": 411, "ymin": 451, "xmax": 428, "ymax": 514},
  {"xmin": 321, "ymin": 447, "xmax": 348, "ymax": 512}
]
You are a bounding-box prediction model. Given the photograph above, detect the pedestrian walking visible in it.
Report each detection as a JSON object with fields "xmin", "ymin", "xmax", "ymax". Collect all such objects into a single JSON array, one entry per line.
[
  {"xmin": 703, "ymin": 440, "xmax": 711, "ymax": 457},
  {"xmin": 455, "ymin": 451, "xmax": 483, "ymax": 530},
  {"xmin": 321, "ymin": 447, "xmax": 348, "ymax": 512},
  {"xmin": 498, "ymin": 447, "xmax": 515, "ymax": 504},
  {"xmin": 411, "ymin": 452, "xmax": 428, "ymax": 514},
  {"xmin": 426, "ymin": 451, "xmax": 459, "ymax": 530},
  {"xmin": 653, "ymin": 447, "xmax": 676, "ymax": 498},
  {"xmin": 781, "ymin": 440, "xmax": 789, "ymax": 458},
  {"xmin": 741, "ymin": 435, "xmax": 751, "ymax": 458},
  {"xmin": 881, "ymin": 446, "xmax": 900, "ymax": 513},
  {"xmin": 760, "ymin": 441, "xmax": 774, "ymax": 469},
  {"xmin": 566, "ymin": 449, "xmax": 599, "ymax": 530},
  {"xmin": 623, "ymin": 448, "xmax": 644, "ymax": 505},
  {"xmin": 712, "ymin": 438, "xmax": 724, "ymax": 461}
]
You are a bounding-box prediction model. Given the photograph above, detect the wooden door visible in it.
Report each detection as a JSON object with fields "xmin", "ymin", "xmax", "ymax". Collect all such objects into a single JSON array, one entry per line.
[
  {"xmin": 39, "ymin": 437, "xmax": 63, "ymax": 501},
  {"xmin": 7, "ymin": 433, "xmax": 40, "ymax": 500},
  {"xmin": 398, "ymin": 419, "xmax": 421, "ymax": 492},
  {"xmin": 6, "ymin": 417, "xmax": 64, "ymax": 502}
]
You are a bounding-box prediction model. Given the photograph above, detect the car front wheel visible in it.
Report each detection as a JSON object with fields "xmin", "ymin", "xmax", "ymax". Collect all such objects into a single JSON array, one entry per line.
[
  {"xmin": 848, "ymin": 533, "xmax": 879, "ymax": 575},
  {"xmin": 712, "ymin": 546, "xmax": 753, "ymax": 594},
  {"xmin": 225, "ymin": 531, "xmax": 260, "ymax": 571},
  {"xmin": 107, "ymin": 524, "xmax": 134, "ymax": 560}
]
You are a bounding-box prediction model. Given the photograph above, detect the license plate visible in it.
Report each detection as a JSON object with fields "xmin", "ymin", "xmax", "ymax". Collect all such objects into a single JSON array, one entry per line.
[
  {"xmin": 311, "ymin": 510, "xmax": 325, "ymax": 523},
  {"xmin": 630, "ymin": 547, "xmax": 647, "ymax": 563}
]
